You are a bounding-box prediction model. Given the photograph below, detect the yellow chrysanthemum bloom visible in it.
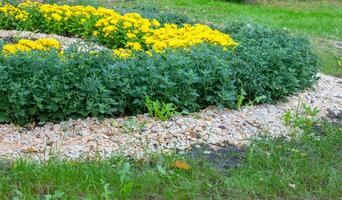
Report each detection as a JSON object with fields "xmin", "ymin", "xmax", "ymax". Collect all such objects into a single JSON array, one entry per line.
[
  {"xmin": 126, "ymin": 32, "xmax": 136, "ymax": 39},
  {"xmin": 2, "ymin": 45, "xmax": 17, "ymax": 54},
  {"xmin": 51, "ymin": 13, "xmax": 62, "ymax": 21},
  {"xmin": 113, "ymin": 48, "xmax": 131, "ymax": 59},
  {"xmin": 93, "ymin": 31, "xmax": 99, "ymax": 36},
  {"xmin": 126, "ymin": 42, "xmax": 142, "ymax": 51},
  {"xmin": 2, "ymin": 38, "xmax": 61, "ymax": 55}
]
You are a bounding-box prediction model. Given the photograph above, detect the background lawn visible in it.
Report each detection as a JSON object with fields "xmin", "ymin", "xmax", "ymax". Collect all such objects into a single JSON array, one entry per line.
[{"xmin": 113, "ymin": 0, "xmax": 342, "ymax": 76}]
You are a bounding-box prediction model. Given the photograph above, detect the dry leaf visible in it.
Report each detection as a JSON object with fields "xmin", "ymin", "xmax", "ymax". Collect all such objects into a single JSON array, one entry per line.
[
  {"xmin": 22, "ymin": 147, "xmax": 39, "ymax": 153},
  {"xmin": 171, "ymin": 160, "xmax": 190, "ymax": 170}
]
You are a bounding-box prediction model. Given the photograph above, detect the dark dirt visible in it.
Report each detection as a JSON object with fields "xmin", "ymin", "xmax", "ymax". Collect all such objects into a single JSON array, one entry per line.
[
  {"xmin": 1, "ymin": 37, "xmax": 18, "ymax": 44},
  {"xmin": 185, "ymin": 143, "xmax": 246, "ymax": 169},
  {"xmin": 326, "ymin": 109, "xmax": 342, "ymax": 126}
]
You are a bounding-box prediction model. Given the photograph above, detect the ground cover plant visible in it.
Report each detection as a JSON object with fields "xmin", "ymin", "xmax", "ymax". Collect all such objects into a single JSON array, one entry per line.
[
  {"xmin": 0, "ymin": 112, "xmax": 340, "ymax": 199},
  {"xmin": 0, "ymin": 1, "xmax": 320, "ymax": 124},
  {"xmin": 0, "ymin": 38, "xmax": 319, "ymax": 124}
]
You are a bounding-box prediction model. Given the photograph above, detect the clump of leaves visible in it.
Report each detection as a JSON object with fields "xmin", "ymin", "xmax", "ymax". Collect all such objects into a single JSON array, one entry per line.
[
  {"xmin": 220, "ymin": 22, "xmax": 321, "ymax": 104},
  {"xmin": 236, "ymin": 80, "xmax": 247, "ymax": 110},
  {"xmin": 282, "ymin": 104, "xmax": 320, "ymax": 132},
  {"xmin": 236, "ymin": 79, "xmax": 267, "ymax": 109},
  {"xmin": 145, "ymin": 96, "xmax": 177, "ymax": 121}
]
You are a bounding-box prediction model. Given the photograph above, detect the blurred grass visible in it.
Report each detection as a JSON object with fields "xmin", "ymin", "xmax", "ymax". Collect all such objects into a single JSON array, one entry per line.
[{"xmin": 313, "ymin": 38, "xmax": 342, "ymax": 76}]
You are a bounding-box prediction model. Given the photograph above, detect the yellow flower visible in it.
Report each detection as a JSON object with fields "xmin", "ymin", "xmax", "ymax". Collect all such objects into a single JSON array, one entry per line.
[
  {"xmin": 1, "ymin": 1, "xmax": 238, "ymax": 54},
  {"xmin": 103, "ymin": 25, "xmax": 117, "ymax": 35},
  {"xmin": 145, "ymin": 51, "xmax": 153, "ymax": 57},
  {"xmin": 126, "ymin": 42, "xmax": 142, "ymax": 51},
  {"xmin": 139, "ymin": 25, "xmax": 150, "ymax": 33},
  {"xmin": 2, "ymin": 45, "xmax": 17, "ymax": 54},
  {"xmin": 126, "ymin": 32, "xmax": 136, "ymax": 39},
  {"xmin": 2, "ymin": 38, "xmax": 60, "ymax": 55},
  {"xmin": 123, "ymin": 21, "xmax": 132, "ymax": 28},
  {"xmin": 151, "ymin": 19, "xmax": 160, "ymax": 27},
  {"xmin": 15, "ymin": 11, "xmax": 28, "ymax": 21},
  {"xmin": 51, "ymin": 13, "xmax": 62, "ymax": 21},
  {"xmin": 95, "ymin": 18, "xmax": 109, "ymax": 27},
  {"xmin": 113, "ymin": 48, "xmax": 131, "ymax": 59},
  {"xmin": 93, "ymin": 31, "xmax": 99, "ymax": 36}
]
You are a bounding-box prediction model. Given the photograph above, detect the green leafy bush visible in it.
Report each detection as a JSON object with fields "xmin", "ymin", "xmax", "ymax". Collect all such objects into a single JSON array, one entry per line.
[
  {"xmin": 0, "ymin": 24, "xmax": 321, "ymax": 124},
  {"xmin": 0, "ymin": 44, "xmax": 236, "ymax": 124},
  {"xmin": 219, "ymin": 23, "xmax": 320, "ymax": 103}
]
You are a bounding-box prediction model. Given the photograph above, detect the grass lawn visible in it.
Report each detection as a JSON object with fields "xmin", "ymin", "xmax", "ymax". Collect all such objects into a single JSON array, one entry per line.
[
  {"xmin": 114, "ymin": 0, "xmax": 342, "ymax": 76},
  {"xmin": 0, "ymin": 118, "xmax": 341, "ymax": 199}
]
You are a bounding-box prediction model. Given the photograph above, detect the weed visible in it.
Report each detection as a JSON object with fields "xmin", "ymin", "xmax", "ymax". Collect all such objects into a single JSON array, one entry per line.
[
  {"xmin": 282, "ymin": 104, "xmax": 320, "ymax": 132},
  {"xmin": 236, "ymin": 79, "xmax": 267, "ymax": 109},
  {"xmin": 44, "ymin": 191, "xmax": 65, "ymax": 200},
  {"xmin": 145, "ymin": 96, "xmax": 178, "ymax": 121},
  {"xmin": 236, "ymin": 79, "xmax": 247, "ymax": 110}
]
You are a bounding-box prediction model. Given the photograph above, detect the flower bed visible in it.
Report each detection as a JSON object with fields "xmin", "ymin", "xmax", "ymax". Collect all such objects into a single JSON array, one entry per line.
[
  {"xmin": 0, "ymin": 1, "xmax": 237, "ymax": 58},
  {"xmin": 2, "ymin": 38, "xmax": 60, "ymax": 54},
  {"xmin": 0, "ymin": 2, "xmax": 320, "ymax": 124}
]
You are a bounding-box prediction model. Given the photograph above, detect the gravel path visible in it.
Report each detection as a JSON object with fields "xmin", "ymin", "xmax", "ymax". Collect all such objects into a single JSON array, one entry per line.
[{"xmin": 0, "ymin": 74, "xmax": 341, "ymax": 160}]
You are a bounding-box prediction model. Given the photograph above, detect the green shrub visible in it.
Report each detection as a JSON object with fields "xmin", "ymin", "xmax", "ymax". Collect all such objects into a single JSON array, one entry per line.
[
  {"xmin": 0, "ymin": 44, "xmax": 236, "ymax": 124},
  {"xmin": 219, "ymin": 23, "xmax": 321, "ymax": 103},
  {"xmin": 0, "ymin": 24, "xmax": 321, "ymax": 124},
  {"xmin": 0, "ymin": 25, "xmax": 321, "ymax": 125}
]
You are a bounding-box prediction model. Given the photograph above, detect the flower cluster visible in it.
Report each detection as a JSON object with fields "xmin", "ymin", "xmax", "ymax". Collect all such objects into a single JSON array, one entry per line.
[
  {"xmin": 0, "ymin": 1, "xmax": 238, "ymax": 58},
  {"xmin": 0, "ymin": 2, "xmax": 29, "ymax": 22},
  {"xmin": 2, "ymin": 38, "xmax": 60, "ymax": 54},
  {"xmin": 143, "ymin": 23, "xmax": 237, "ymax": 52}
]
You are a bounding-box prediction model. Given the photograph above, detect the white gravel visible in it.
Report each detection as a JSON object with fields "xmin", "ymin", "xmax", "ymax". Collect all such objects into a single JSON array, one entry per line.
[
  {"xmin": 0, "ymin": 74, "xmax": 341, "ymax": 160},
  {"xmin": 0, "ymin": 30, "xmax": 341, "ymax": 160}
]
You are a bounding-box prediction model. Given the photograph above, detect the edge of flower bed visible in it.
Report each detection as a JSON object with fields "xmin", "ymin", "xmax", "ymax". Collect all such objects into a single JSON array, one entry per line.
[{"xmin": 0, "ymin": 29, "xmax": 107, "ymax": 51}]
